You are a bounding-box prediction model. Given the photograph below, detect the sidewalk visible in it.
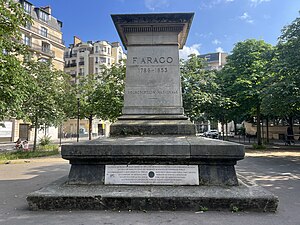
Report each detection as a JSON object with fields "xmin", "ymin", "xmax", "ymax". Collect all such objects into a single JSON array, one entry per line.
[{"xmin": 0, "ymin": 150, "xmax": 299, "ymax": 225}]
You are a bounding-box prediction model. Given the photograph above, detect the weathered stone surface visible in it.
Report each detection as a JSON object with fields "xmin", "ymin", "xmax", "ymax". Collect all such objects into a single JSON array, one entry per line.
[
  {"xmin": 111, "ymin": 13, "xmax": 194, "ymax": 49},
  {"xmin": 110, "ymin": 13, "xmax": 194, "ymax": 130},
  {"xmin": 123, "ymin": 45, "xmax": 182, "ymax": 115},
  {"xmin": 62, "ymin": 136, "xmax": 244, "ymax": 160},
  {"xmin": 27, "ymin": 175, "xmax": 278, "ymax": 212},
  {"xmin": 61, "ymin": 137, "xmax": 244, "ymax": 185},
  {"xmin": 110, "ymin": 120, "xmax": 196, "ymax": 136}
]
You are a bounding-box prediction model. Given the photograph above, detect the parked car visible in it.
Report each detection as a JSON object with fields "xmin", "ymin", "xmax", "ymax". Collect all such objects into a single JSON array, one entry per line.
[{"xmin": 204, "ymin": 130, "xmax": 219, "ymax": 139}]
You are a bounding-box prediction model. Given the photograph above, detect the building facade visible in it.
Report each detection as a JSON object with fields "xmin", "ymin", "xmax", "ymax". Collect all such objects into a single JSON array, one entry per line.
[
  {"xmin": 20, "ymin": 0, "xmax": 65, "ymax": 70},
  {"xmin": 199, "ymin": 52, "xmax": 228, "ymax": 71},
  {"xmin": 64, "ymin": 37, "xmax": 126, "ymax": 83},
  {"xmin": 0, "ymin": 1, "xmax": 65, "ymax": 142}
]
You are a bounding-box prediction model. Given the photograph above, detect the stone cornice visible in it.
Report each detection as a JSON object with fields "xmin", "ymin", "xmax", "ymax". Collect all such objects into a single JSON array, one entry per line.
[{"xmin": 111, "ymin": 13, "xmax": 194, "ymax": 50}]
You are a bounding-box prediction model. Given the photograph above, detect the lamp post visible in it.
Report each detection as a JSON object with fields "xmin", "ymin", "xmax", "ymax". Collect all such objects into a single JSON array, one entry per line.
[{"xmin": 76, "ymin": 93, "xmax": 80, "ymax": 142}]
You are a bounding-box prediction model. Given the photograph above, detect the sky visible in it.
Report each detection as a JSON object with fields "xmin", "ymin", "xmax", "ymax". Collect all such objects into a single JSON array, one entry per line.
[{"xmin": 29, "ymin": 0, "xmax": 300, "ymax": 59}]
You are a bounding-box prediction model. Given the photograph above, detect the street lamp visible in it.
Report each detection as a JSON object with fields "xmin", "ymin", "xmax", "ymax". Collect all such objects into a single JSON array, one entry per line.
[{"xmin": 76, "ymin": 93, "xmax": 80, "ymax": 142}]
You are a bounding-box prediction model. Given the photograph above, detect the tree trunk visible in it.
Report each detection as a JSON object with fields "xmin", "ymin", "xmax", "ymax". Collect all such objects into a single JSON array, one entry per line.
[
  {"xmin": 221, "ymin": 118, "xmax": 225, "ymax": 141},
  {"xmin": 88, "ymin": 114, "xmax": 93, "ymax": 140},
  {"xmin": 33, "ymin": 116, "xmax": 38, "ymax": 151},
  {"xmin": 266, "ymin": 117, "xmax": 269, "ymax": 143},
  {"xmin": 256, "ymin": 104, "xmax": 262, "ymax": 145},
  {"xmin": 225, "ymin": 120, "xmax": 228, "ymax": 140},
  {"xmin": 288, "ymin": 116, "xmax": 294, "ymax": 136},
  {"xmin": 234, "ymin": 120, "xmax": 237, "ymax": 135}
]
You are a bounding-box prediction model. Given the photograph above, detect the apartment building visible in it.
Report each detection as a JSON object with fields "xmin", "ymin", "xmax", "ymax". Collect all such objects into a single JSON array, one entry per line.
[
  {"xmin": 0, "ymin": 1, "xmax": 65, "ymax": 142},
  {"xmin": 64, "ymin": 37, "xmax": 126, "ymax": 82},
  {"xmin": 63, "ymin": 37, "xmax": 126, "ymax": 137},
  {"xmin": 199, "ymin": 52, "xmax": 228, "ymax": 71},
  {"xmin": 19, "ymin": 0, "xmax": 65, "ymax": 70}
]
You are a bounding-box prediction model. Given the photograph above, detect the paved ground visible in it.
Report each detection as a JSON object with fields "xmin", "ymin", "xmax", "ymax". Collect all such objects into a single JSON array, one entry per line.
[{"xmin": 0, "ymin": 150, "xmax": 299, "ymax": 225}]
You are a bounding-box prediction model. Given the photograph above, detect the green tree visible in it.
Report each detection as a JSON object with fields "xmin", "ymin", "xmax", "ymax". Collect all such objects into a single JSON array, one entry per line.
[
  {"xmin": 77, "ymin": 74, "xmax": 98, "ymax": 140},
  {"xmin": 261, "ymin": 14, "xmax": 300, "ymax": 132},
  {"xmin": 93, "ymin": 63, "xmax": 126, "ymax": 122},
  {"xmin": 221, "ymin": 39, "xmax": 274, "ymax": 145},
  {"xmin": 0, "ymin": 0, "xmax": 31, "ymax": 119},
  {"xmin": 23, "ymin": 61, "xmax": 71, "ymax": 150},
  {"xmin": 180, "ymin": 54, "xmax": 220, "ymax": 123}
]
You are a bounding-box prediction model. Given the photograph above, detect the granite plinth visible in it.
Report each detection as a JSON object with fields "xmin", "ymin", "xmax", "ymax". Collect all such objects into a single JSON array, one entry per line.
[
  {"xmin": 27, "ymin": 175, "xmax": 278, "ymax": 212},
  {"xmin": 61, "ymin": 136, "xmax": 244, "ymax": 186},
  {"xmin": 110, "ymin": 120, "xmax": 196, "ymax": 136}
]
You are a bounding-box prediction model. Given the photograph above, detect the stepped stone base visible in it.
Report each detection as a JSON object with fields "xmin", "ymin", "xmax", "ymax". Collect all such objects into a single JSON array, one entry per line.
[
  {"xmin": 61, "ymin": 136, "xmax": 244, "ymax": 186},
  {"xmin": 27, "ymin": 175, "xmax": 278, "ymax": 212},
  {"xmin": 27, "ymin": 136, "xmax": 278, "ymax": 212},
  {"xmin": 110, "ymin": 118, "xmax": 196, "ymax": 136}
]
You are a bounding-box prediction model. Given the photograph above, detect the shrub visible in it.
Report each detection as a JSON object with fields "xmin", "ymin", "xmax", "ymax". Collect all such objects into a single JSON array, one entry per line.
[
  {"xmin": 39, "ymin": 135, "xmax": 52, "ymax": 146},
  {"xmin": 252, "ymin": 143, "xmax": 266, "ymax": 150}
]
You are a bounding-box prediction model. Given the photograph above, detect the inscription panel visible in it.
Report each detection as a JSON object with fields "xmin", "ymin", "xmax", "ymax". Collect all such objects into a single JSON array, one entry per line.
[
  {"xmin": 105, "ymin": 165, "xmax": 199, "ymax": 185},
  {"xmin": 124, "ymin": 45, "xmax": 182, "ymax": 110}
]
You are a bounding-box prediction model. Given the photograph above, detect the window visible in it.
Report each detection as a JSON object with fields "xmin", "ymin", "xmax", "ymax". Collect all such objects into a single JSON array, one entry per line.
[
  {"xmin": 23, "ymin": 1, "xmax": 31, "ymax": 14},
  {"xmin": 95, "ymin": 46, "xmax": 99, "ymax": 53},
  {"xmin": 23, "ymin": 35, "xmax": 31, "ymax": 46},
  {"xmin": 102, "ymin": 47, "xmax": 106, "ymax": 52},
  {"xmin": 40, "ymin": 27, "xmax": 47, "ymax": 37},
  {"xmin": 25, "ymin": 21, "xmax": 31, "ymax": 30},
  {"xmin": 108, "ymin": 48, "xmax": 110, "ymax": 54},
  {"xmin": 95, "ymin": 67, "xmax": 98, "ymax": 74},
  {"xmin": 100, "ymin": 57, "xmax": 106, "ymax": 63},
  {"xmin": 39, "ymin": 10, "xmax": 49, "ymax": 22},
  {"xmin": 42, "ymin": 42, "xmax": 50, "ymax": 53},
  {"xmin": 79, "ymin": 68, "xmax": 84, "ymax": 76},
  {"xmin": 95, "ymin": 57, "xmax": 98, "ymax": 63},
  {"xmin": 108, "ymin": 58, "xmax": 111, "ymax": 65}
]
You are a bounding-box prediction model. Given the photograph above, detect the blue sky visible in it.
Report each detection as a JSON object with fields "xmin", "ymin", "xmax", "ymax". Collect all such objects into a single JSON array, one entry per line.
[{"xmin": 30, "ymin": 0, "xmax": 299, "ymax": 59}]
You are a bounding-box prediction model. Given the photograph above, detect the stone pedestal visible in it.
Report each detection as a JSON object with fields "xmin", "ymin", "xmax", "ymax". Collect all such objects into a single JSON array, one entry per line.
[
  {"xmin": 110, "ymin": 13, "xmax": 196, "ymax": 136},
  {"xmin": 62, "ymin": 137, "xmax": 244, "ymax": 186},
  {"xmin": 26, "ymin": 13, "xmax": 278, "ymax": 212}
]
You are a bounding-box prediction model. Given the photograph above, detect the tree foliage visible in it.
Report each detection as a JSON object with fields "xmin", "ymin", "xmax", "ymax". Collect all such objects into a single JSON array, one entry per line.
[
  {"xmin": 261, "ymin": 14, "xmax": 300, "ymax": 122},
  {"xmin": 0, "ymin": 0, "xmax": 31, "ymax": 120},
  {"xmin": 180, "ymin": 54, "xmax": 220, "ymax": 122},
  {"xmin": 221, "ymin": 39, "xmax": 274, "ymax": 145},
  {"xmin": 93, "ymin": 63, "xmax": 126, "ymax": 122},
  {"xmin": 22, "ymin": 61, "xmax": 73, "ymax": 149}
]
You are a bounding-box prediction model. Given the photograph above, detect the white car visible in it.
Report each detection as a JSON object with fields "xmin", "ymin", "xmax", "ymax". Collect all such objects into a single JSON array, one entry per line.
[{"xmin": 204, "ymin": 130, "xmax": 219, "ymax": 139}]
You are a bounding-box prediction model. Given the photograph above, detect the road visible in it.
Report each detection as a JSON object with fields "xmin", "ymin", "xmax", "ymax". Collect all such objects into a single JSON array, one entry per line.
[{"xmin": 0, "ymin": 150, "xmax": 299, "ymax": 225}]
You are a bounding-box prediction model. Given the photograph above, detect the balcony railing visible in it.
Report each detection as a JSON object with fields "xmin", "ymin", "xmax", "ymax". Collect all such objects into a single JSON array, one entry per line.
[
  {"xmin": 22, "ymin": 25, "xmax": 64, "ymax": 45},
  {"xmin": 78, "ymin": 61, "xmax": 84, "ymax": 66},
  {"xmin": 65, "ymin": 52, "xmax": 77, "ymax": 58},
  {"xmin": 26, "ymin": 42, "xmax": 55, "ymax": 58},
  {"xmin": 65, "ymin": 62, "xmax": 77, "ymax": 68}
]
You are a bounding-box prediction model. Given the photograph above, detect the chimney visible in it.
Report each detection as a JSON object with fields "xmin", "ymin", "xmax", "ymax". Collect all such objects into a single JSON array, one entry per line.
[
  {"xmin": 41, "ymin": 6, "xmax": 51, "ymax": 15},
  {"xmin": 74, "ymin": 36, "xmax": 82, "ymax": 46}
]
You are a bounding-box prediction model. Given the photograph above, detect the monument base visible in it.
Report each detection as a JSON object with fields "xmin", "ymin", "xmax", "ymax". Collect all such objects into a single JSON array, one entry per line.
[
  {"xmin": 110, "ymin": 119, "xmax": 196, "ymax": 136},
  {"xmin": 27, "ymin": 175, "xmax": 278, "ymax": 212},
  {"xmin": 61, "ymin": 136, "xmax": 244, "ymax": 186},
  {"xmin": 27, "ymin": 137, "xmax": 278, "ymax": 212}
]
